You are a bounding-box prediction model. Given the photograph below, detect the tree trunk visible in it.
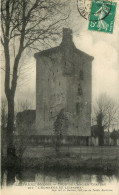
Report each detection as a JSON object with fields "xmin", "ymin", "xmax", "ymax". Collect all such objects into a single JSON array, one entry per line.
[
  {"xmin": 6, "ymin": 95, "xmax": 16, "ymax": 167},
  {"xmin": 108, "ymin": 126, "xmax": 110, "ymax": 146},
  {"xmin": 97, "ymin": 113, "xmax": 104, "ymax": 146},
  {"xmin": 114, "ymin": 139, "xmax": 117, "ymax": 146},
  {"xmin": 7, "ymin": 97, "xmax": 14, "ymax": 146},
  {"xmin": 98, "ymin": 126, "xmax": 104, "ymax": 146}
]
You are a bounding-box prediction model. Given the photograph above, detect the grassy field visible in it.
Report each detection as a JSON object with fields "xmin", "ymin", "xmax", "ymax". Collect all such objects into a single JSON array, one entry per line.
[
  {"xmin": 23, "ymin": 146, "xmax": 119, "ymax": 159},
  {"xmin": 16, "ymin": 146, "xmax": 119, "ymax": 171},
  {"xmin": 2, "ymin": 146, "xmax": 119, "ymax": 171}
]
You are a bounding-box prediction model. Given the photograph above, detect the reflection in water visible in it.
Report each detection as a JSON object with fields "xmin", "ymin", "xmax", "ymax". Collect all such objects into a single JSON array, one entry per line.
[
  {"xmin": 2, "ymin": 171, "xmax": 7, "ymax": 187},
  {"xmin": 34, "ymin": 171, "xmax": 119, "ymax": 185},
  {"xmin": 2, "ymin": 169, "xmax": 119, "ymax": 187}
]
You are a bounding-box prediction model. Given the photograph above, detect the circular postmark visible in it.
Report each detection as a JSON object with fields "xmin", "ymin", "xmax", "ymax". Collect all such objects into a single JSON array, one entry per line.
[{"xmin": 77, "ymin": 0, "xmax": 112, "ymax": 21}]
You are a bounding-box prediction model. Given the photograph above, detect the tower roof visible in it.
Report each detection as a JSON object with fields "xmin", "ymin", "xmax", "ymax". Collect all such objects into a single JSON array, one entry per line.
[{"xmin": 34, "ymin": 28, "xmax": 94, "ymax": 61}]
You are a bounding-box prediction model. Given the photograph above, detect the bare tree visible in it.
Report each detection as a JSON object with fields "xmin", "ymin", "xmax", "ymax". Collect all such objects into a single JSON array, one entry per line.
[
  {"xmin": 1, "ymin": 0, "xmax": 69, "ymax": 156},
  {"xmin": 93, "ymin": 94, "xmax": 119, "ymax": 145}
]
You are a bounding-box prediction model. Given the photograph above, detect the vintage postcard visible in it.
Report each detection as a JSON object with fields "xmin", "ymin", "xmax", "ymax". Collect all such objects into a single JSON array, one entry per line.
[{"xmin": 1, "ymin": 0, "xmax": 119, "ymax": 195}]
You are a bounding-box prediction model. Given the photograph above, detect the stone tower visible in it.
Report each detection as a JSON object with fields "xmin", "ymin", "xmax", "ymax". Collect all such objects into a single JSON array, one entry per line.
[{"xmin": 34, "ymin": 28, "xmax": 94, "ymax": 138}]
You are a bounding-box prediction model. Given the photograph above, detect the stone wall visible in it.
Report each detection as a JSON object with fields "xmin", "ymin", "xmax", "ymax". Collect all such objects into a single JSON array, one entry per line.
[{"xmin": 14, "ymin": 135, "xmax": 89, "ymax": 146}]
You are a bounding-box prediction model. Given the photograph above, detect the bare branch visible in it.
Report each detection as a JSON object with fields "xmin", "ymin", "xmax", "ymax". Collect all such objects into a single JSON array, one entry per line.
[
  {"xmin": 93, "ymin": 94, "xmax": 119, "ymax": 130},
  {"xmin": 1, "ymin": 37, "xmax": 4, "ymax": 46},
  {"xmin": 1, "ymin": 67, "xmax": 13, "ymax": 76}
]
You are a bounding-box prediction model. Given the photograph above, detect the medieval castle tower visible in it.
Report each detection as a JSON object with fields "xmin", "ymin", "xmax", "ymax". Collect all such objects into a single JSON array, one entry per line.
[{"xmin": 34, "ymin": 28, "xmax": 93, "ymax": 140}]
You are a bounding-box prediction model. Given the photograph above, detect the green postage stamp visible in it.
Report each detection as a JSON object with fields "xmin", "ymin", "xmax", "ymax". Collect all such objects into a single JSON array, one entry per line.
[{"xmin": 88, "ymin": 0, "xmax": 117, "ymax": 33}]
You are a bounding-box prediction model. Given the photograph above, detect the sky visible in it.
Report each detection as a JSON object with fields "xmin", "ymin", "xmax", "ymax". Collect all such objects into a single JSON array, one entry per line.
[{"xmin": 1, "ymin": 0, "xmax": 119, "ymax": 108}]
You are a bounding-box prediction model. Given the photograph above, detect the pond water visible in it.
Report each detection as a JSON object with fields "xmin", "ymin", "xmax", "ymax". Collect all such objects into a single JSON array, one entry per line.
[{"xmin": 2, "ymin": 168, "xmax": 119, "ymax": 189}]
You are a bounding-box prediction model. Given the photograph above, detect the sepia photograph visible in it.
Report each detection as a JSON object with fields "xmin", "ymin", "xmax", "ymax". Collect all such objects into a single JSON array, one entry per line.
[{"xmin": 1, "ymin": 0, "xmax": 119, "ymax": 194}]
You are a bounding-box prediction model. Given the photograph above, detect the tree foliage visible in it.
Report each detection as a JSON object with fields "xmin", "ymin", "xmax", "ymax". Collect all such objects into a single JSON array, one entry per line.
[
  {"xmin": 110, "ymin": 129, "xmax": 119, "ymax": 146},
  {"xmin": 54, "ymin": 108, "xmax": 68, "ymax": 136},
  {"xmin": 110, "ymin": 129, "xmax": 119, "ymax": 140},
  {"xmin": 54, "ymin": 108, "xmax": 68, "ymax": 153}
]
